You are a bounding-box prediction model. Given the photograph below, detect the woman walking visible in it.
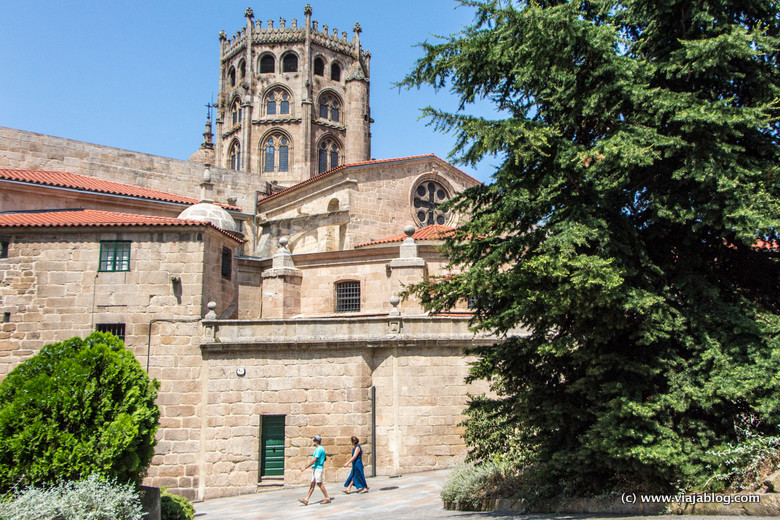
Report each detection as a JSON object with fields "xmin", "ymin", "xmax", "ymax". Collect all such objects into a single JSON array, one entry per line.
[{"xmin": 342, "ymin": 436, "xmax": 369, "ymax": 494}]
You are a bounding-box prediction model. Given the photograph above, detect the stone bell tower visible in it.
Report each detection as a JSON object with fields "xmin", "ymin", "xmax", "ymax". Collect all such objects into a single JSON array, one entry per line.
[{"xmin": 214, "ymin": 5, "xmax": 371, "ymax": 187}]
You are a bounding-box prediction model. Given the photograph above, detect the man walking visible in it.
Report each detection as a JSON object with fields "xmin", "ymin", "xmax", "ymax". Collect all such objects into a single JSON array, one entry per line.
[{"xmin": 299, "ymin": 435, "xmax": 331, "ymax": 505}]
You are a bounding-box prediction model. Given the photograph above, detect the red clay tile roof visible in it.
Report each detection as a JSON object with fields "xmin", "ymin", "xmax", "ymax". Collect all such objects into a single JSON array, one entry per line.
[
  {"xmin": 354, "ymin": 225, "xmax": 456, "ymax": 248},
  {"xmin": 257, "ymin": 154, "xmax": 479, "ymax": 205},
  {"xmin": 0, "ymin": 169, "xmax": 242, "ymax": 212},
  {"xmin": 0, "ymin": 209, "xmax": 243, "ymax": 242}
]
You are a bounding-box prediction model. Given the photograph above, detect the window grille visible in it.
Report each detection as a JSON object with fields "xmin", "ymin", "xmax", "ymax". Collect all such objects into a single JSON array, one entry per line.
[
  {"xmin": 0, "ymin": 241, "xmax": 8, "ymax": 258},
  {"xmin": 96, "ymin": 323, "xmax": 126, "ymax": 341},
  {"xmin": 99, "ymin": 241, "xmax": 131, "ymax": 272},
  {"xmin": 335, "ymin": 281, "xmax": 360, "ymax": 313}
]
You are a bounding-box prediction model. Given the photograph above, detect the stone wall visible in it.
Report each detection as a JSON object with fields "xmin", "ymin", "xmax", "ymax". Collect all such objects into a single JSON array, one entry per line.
[
  {"xmin": 0, "ymin": 126, "xmax": 259, "ymax": 217},
  {"xmin": 198, "ymin": 336, "xmax": 490, "ymax": 500},
  {"xmin": 0, "ymin": 226, "xmax": 240, "ymax": 501}
]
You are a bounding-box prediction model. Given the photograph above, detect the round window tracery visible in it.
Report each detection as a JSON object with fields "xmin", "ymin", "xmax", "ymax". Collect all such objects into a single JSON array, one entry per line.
[{"xmin": 412, "ymin": 180, "xmax": 451, "ymax": 226}]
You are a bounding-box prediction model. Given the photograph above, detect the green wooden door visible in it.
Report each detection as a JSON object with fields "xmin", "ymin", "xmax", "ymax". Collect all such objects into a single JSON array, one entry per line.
[{"xmin": 260, "ymin": 415, "xmax": 285, "ymax": 477}]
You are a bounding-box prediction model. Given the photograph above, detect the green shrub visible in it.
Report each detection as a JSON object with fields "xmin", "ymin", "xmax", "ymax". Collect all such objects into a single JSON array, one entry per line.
[
  {"xmin": 441, "ymin": 461, "xmax": 521, "ymax": 510},
  {"xmin": 0, "ymin": 332, "xmax": 160, "ymax": 491},
  {"xmin": 0, "ymin": 474, "xmax": 143, "ymax": 520},
  {"xmin": 704, "ymin": 429, "xmax": 780, "ymax": 492},
  {"xmin": 161, "ymin": 491, "xmax": 195, "ymax": 520}
]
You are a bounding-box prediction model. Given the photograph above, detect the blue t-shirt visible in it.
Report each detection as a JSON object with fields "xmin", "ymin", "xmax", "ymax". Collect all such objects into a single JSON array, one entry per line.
[{"xmin": 312, "ymin": 445, "xmax": 326, "ymax": 469}]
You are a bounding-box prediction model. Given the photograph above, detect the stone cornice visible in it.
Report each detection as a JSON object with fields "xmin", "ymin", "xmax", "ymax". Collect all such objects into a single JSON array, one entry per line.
[
  {"xmin": 313, "ymin": 119, "xmax": 346, "ymax": 132},
  {"xmin": 252, "ymin": 117, "xmax": 302, "ymax": 125},
  {"xmin": 222, "ymin": 124, "xmax": 241, "ymax": 139}
]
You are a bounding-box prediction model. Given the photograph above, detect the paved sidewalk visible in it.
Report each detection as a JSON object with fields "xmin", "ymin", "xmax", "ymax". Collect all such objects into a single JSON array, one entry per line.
[
  {"xmin": 194, "ymin": 469, "xmax": 467, "ymax": 520},
  {"xmin": 193, "ymin": 470, "xmax": 773, "ymax": 520}
]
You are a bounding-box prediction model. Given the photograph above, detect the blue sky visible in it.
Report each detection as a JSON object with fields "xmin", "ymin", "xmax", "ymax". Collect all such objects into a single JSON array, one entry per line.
[{"xmin": 0, "ymin": 1, "xmax": 499, "ymax": 184}]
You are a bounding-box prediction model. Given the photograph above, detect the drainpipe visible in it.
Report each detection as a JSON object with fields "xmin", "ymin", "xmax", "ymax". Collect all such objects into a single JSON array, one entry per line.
[{"xmin": 371, "ymin": 385, "xmax": 376, "ymax": 477}]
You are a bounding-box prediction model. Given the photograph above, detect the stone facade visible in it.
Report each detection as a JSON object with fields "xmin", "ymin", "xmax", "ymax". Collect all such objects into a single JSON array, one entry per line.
[{"xmin": 0, "ymin": 6, "xmax": 506, "ymax": 502}]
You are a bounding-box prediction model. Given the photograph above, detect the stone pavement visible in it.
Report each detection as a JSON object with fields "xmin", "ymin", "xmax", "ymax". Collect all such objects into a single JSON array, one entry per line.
[
  {"xmin": 193, "ymin": 470, "xmax": 777, "ymax": 520},
  {"xmin": 193, "ymin": 469, "xmax": 497, "ymax": 520}
]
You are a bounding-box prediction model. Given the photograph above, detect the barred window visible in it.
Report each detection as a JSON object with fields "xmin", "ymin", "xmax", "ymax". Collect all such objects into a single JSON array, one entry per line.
[
  {"xmin": 96, "ymin": 323, "xmax": 126, "ymax": 341},
  {"xmin": 0, "ymin": 241, "xmax": 8, "ymax": 258},
  {"xmin": 335, "ymin": 281, "xmax": 360, "ymax": 313},
  {"xmin": 99, "ymin": 241, "xmax": 130, "ymax": 272}
]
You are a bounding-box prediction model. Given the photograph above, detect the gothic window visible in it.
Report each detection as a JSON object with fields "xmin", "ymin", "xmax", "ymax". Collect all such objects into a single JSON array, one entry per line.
[
  {"xmin": 317, "ymin": 138, "xmax": 340, "ymax": 174},
  {"xmin": 238, "ymin": 59, "xmax": 246, "ymax": 79},
  {"xmin": 335, "ymin": 281, "xmax": 360, "ymax": 312},
  {"xmin": 314, "ymin": 57, "xmax": 324, "ymax": 76},
  {"xmin": 318, "ymin": 93, "xmax": 340, "ymax": 122},
  {"xmin": 265, "ymin": 89, "xmax": 291, "ymax": 116},
  {"xmin": 282, "ymin": 53, "xmax": 298, "ymax": 73},
  {"xmin": 231, "ymin": 100, "xmax": 242, "ymax": 126},
  {"xmin": 413, "ymin": 180, "xmax": 451, "ymax": 226},
  {"xmin": 229, "ymin": 140, "xmax": 241, "ymax": 170},
  {"xmin": 263, "ymin": 133, "xmax": 290, "ymax": 173},
  {"xmin": 260, "ymin": 54, "xmax": 275, "ymax": 74},
  {"xmin": 228, "ymin": 66, "xmax": 236, "ymax": 87},
  {"xmin": 331, "ymin": 62, "xmax": 341, "ymax": 81}
]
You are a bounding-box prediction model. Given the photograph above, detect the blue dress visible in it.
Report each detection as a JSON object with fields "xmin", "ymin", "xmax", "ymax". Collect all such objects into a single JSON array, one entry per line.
[{"xmin": 344, "ymin": 445, "xmax": 368, "ymax": 490}]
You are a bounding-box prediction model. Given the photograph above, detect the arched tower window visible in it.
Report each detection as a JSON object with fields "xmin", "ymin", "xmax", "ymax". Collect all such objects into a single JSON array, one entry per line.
[
  {"xmin": 263, "ymin": 132, "xmax": 291, "ymax": 173},
  {"xmin": 318, "ymin": 93, "xmax": 340, "ymax": 123},
  {"xmin": 238, "ymin": 59, "xmax": 246, "ymax": 79},
  {"xmin": 314, "ymin": 57, "xmax": 325, "ymax": 76},
  {"xmin": 331, "ymin": 63, "xmax": 341, "ymax": 81},
  {"xmin": 265, "ymin": 88, "xmax": 291, "ymax": 116},
  {"xmin": 228, "ymin": 66, "xmax": 236, "ymax": 87},
  {"xmin": 282, "ymin": 53, "xmax": 298, "ymax": 73},
  {"xmin": 317, "ymin": 137, "xmax": 340, "ymax": 174},
  {"xmin": 231, "ymin": 99, "xmax": 242, "ymax": 126},
  {"xmin": 260, "ymin": 54, "xmax": 275, "ymax": 74},
  {"xmin": 229, "ymin": 140, "xmax": 241, "ymax": 171}
]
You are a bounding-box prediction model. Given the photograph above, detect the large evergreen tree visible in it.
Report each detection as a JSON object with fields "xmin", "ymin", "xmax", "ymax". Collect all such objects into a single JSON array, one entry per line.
[{"xmin": 402, "ymin": 0, "xmax": 780, "ymax": 493}]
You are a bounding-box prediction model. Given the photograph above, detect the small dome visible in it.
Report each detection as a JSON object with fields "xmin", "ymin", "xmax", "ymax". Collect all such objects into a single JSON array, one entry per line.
[
  {"xmin": 178, "ymin": 203, "xmax": 239, "ymax": 233},
  {"xmin": 188, "ymin": 147, "xmax": 216, "ymax": 165}
]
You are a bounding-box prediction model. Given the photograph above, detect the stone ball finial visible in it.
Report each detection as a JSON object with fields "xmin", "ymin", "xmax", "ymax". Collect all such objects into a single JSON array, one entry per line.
[
  {"xmin": 203, "ymin": 167, "xmax": 212, "ymax": 183},
  {"xmin": 304, "ymin": 4, "xmax": 312, "ymax": 15},
  {"xmin": 219, "ymin": 30, "xmax": 227, "ymax": 41},
  {"xmin": 390, "ymin": 296, "xmax": 400, "ymax": 307},
  {"xmin": 354, "ymin": 22, "xmax": 362, "ymax": 34},
  {"xmin": 244, "ymin": 7, "xmax": 254, "ymax": 18},
  {"xmin": 279, "ymin": 237, "xmax": 289, "ymax": 248},
  {"xmin": 404, "ymin": 225, "xmax": 416, "ymax": 238},
  {"xmin": 205, "ymin": 301, "xmax": 218, "ymax": 320}
]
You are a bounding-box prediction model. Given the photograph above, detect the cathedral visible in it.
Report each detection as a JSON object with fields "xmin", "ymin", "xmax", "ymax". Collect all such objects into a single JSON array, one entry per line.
[{"xmin": 0, "ymin": 6, "xmax": 499, "ymax": 501}]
